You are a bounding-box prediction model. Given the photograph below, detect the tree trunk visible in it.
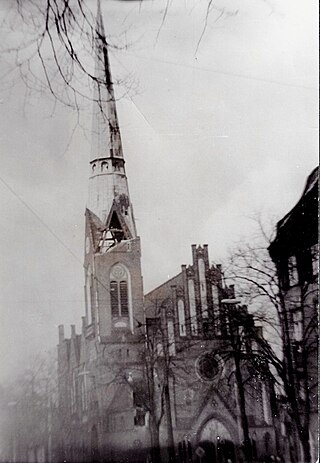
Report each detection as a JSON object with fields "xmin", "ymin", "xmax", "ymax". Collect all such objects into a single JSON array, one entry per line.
[
  {"xmin": 163, "ymin": 379, "xmax": 175, "ymax": 463},
  {"xmin": 234, "ymin": 352, "xmax": 252, "ymax": 463},
  {"xmin": 300, "ymin": 431, "xmax": 311, "ymax": 463},
  {"xmin": 279, "ymin": 290, "xmax": 304, "ymax": 463},
  {"xmin": 226, "ymin": 305, "xmax": 252, "ymax": 463},
  {"xmin": 161, "ymin": 306, "xmax": 175, "ymax": 463},
  {"xmin": 145, "ymin": 354, "xmax": 162, "ymax": 463},
  {"xmin": 150, "ymin": 415, "xmax": 162, "ymax": 463}
]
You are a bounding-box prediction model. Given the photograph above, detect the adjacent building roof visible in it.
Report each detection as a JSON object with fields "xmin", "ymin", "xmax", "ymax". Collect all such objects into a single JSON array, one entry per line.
[{"xmin": 269, "ymin": 166, "xmax": 318, "ymax": 258}]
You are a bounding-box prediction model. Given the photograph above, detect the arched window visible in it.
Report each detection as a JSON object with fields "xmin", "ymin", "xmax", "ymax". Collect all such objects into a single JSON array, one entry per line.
[
  {"xmin": 198, "ymin": 258, "xmax": 208, "ymax": 317},
  {"xmin": 110, "ymin": 280, "xmax": 128, "ymax": 318},
  {"xmin": 110, "ymin": 264, "xmax": 130, "ymax": 320},
  {"xmin": 101, "ymin": 161, "xmax": 108, "ymax": 172},
  {"xmin": 262, "ymin": 384, "xmax": 272, "ymax": 424},
  {"xmin": 120, "ymin": 281, "xmax": 129, "ymax": 316},
  {"xmin": 288, "ymin": 255, "xmax": 299, "ymax": 286},
  {"xmin": 167, "ymin": 320, "xmax": 175, "ymax": 356},
  {"xmin": 86, "ymin": 266, "xmax": 93, "ymax": 325},
  {"xmin": 110, "ymin": 281, "xmax": 119, "ymax": 317},
  {"xmin": 212, "ymin": 284, "xmax": 220, "ymax": 334},
  {"xmin": 188, "ymin": 279, "xmax": 198, "ymax": 335},
  {"xmin": 178, "ymin": 299, "xmax": 186, "ymax": 336}
]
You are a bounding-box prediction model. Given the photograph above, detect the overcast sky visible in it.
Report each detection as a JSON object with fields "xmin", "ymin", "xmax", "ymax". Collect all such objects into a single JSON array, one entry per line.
[{"xmin": 0, "ymin": 0, "xmax": 317, "ymax": 382}]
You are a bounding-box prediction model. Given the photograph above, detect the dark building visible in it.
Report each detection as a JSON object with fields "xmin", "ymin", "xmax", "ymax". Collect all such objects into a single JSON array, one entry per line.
[{"xmin": 268, "ymin": 167, "xmax": 318, "ymax": 462}]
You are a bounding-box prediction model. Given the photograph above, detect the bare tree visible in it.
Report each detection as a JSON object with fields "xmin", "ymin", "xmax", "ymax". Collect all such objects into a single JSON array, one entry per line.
[
  {"xmin": 5, "ymin": 1, "xmax": 101, "ymax": 105},
  {"xmin": 225, "ymin": 219, "xmax": 318, "ymax": 463},
  {"xmin": 216, "ymin": 300, "xmax": 255, "ymax": 463},
  {"xmin": 0, "ymin": 351, "xmax": 58, "ymax": 463},
  {"xmin": 1, "ymin": 0, "xmax": 141, "ymax": 128},
  {"xmin": 145, "ymin": 308, "xmax": 176, "ymax": 463},
  {"xmin": 1, "ymin": 0, "xmax": 242, "ymax": 110}
]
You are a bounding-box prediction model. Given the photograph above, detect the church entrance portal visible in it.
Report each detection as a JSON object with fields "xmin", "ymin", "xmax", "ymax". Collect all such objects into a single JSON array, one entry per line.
[{"xmin": 195, "ymin": 418, "xmax": 237, "ymax": 463}]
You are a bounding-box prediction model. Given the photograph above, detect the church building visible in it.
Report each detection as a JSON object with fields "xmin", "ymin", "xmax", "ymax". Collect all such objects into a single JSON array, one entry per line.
[{"xmin": 57, "ymin": 2, "xmax": 278, "ymax": 462}]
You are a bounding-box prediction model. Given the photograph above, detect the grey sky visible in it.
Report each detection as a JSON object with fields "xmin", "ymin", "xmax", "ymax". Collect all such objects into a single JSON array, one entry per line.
[{"xmin": 0, "ymin": 0, "xmax": 317, "ymax": 382}]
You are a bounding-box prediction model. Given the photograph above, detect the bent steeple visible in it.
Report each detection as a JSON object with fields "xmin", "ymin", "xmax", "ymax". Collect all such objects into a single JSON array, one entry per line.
[
  {"xmin": 91, "ymin": 0, "xmax": 123, "ymax": 161},
  {"xmin": 87, "ymin": 0, "xmax": 137, "ymax": 243}
]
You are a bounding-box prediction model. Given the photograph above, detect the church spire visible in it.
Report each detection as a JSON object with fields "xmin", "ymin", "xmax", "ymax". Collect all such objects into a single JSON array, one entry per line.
[
  {"xmin": 87, "ymin": 0, "xmax": 137, "ymax": 242},
  {"xmin": 91, "ymin": 0, "xmax": 123, "ymax": 161}
]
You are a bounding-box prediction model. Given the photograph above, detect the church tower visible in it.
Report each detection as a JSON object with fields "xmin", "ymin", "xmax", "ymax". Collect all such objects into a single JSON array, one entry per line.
[
  {"xmin": 57, "ymin": 7, "xmax": 148, "ymax": 461},
  {"xmin": 84, "ymin": 0, "xmax": 144, "ymax": 340}
]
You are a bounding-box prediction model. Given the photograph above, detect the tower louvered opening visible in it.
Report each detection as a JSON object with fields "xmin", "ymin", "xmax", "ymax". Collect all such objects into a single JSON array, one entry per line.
[{"xmin": 109, "ymin": 265, "xmax": 131, "ymax": 327}]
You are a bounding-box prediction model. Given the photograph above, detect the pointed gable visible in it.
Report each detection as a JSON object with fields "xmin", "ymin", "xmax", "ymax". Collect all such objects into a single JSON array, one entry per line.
[
  {"xmin": 85, "ymin": 208, "xmax": 106, "ymax": 250},
  {"xmin": 105, "ymin": 200, "xmax": 133, "ymax": 241}
]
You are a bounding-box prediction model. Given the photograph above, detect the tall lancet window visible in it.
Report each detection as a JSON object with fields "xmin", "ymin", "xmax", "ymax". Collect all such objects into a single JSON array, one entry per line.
[
  {"xmin": 110, "ymin": 264, "xmax": 131, "ymax": 329},
  {"xmin": 262, "ymin": 384, "xmax": 272, "ymax": 425},
  {"xmin": 198, "ymin": 258, "xmax": 208, "ymax": 318},
  {"xmin": 86, "ymin": 265, "xmax": 93, "ymax": 325},
  {"xmin": 178, "ymin": 299, "xmax": 186, "ymax": 337},
  {"xmin": 212, "ymin": 284, "xmax": 220, "ymax": 334},
  {"xmin": 188, "ymin": 279, "xmax": 198, "ymax": 335}
]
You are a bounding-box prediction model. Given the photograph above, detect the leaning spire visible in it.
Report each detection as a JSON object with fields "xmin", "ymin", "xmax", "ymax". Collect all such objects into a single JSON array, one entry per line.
[
  {"xmin": 87, "ymin": 0, "xmax": 137, "ymax": 239},
  {"xmin": 91, "ymin": 0, "xmax": 123, "ymax": 161}
]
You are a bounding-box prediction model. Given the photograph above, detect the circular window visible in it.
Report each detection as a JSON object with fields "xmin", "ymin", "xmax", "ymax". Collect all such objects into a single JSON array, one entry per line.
[
  {"xmin": 111, "ymin": 264, "xmax": 126, "ymax": 279},
  {"xmin": 196, "ymin": 353, "xmax": 220, "ymax": 381}
]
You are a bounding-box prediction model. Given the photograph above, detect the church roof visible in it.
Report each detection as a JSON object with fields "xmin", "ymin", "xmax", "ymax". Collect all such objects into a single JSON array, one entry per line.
[
  {"xmin": 269, "ymin": 166, "xmax": 318, "ymax": 257},
  {"xmin": 277, "ymin": 165, "xmax": 318, "ymax": 233}
]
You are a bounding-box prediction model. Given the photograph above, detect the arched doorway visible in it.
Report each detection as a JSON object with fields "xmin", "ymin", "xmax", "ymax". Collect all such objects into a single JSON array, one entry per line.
[{"xmin": 196, "ymin": 418, "xmax": 236, "ymax": 463}]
